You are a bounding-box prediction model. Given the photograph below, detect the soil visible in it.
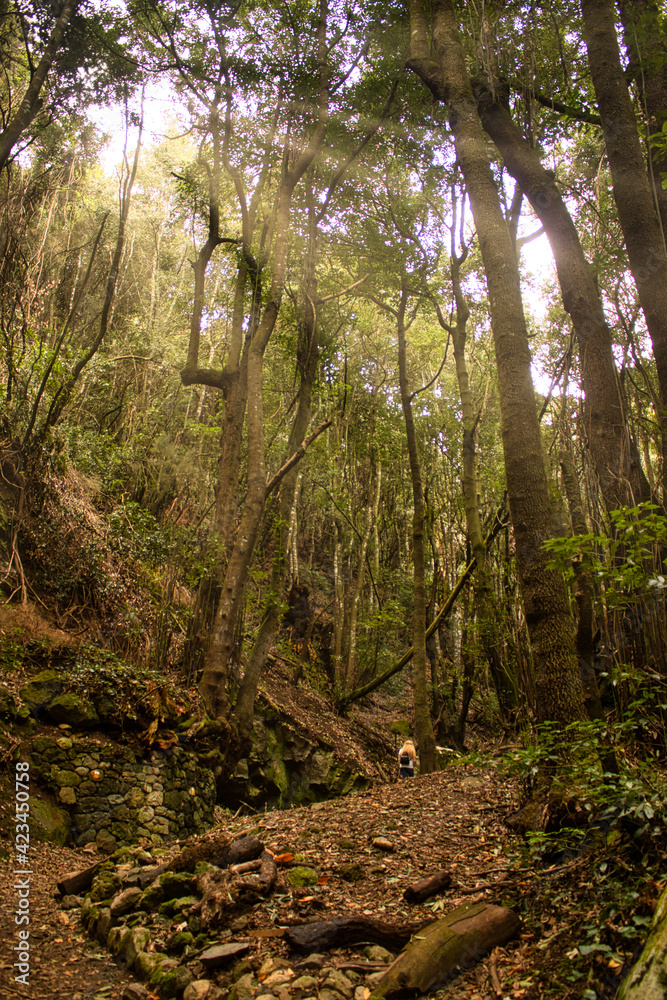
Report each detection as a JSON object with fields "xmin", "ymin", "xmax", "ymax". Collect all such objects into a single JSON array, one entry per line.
[{"xmin": 0, "ymin": 756, "xmax": 653, "ymax": 1000}]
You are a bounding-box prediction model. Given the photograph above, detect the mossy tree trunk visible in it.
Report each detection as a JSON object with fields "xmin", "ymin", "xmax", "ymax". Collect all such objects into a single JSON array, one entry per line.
[
  {"xmin": 396, "ymin": 281, "xmax": 437, "ymax": 774},
  {"xmin": 407, "ymin": 0, "xmax": 586, "ymax": 727},
  {"xmin": 581, "ymin": 0, "xmax": 667, "ymax": 497}
]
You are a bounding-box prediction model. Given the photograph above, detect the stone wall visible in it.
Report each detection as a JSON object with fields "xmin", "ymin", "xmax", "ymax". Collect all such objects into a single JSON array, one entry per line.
[{"xmin": 30, "ymin": 735, "xmax": 216, "ymax": 851}]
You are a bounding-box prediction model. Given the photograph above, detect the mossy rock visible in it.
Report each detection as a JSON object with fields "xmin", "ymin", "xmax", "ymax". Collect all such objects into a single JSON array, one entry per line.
[
  {"xmin": 47, "ymin": 693, "xmax": 99, "ymax": 728},
  {"xmin": 157, "ymin": 966, "xmax": 193, "ymax": 999},
  {"xmin": 339, "ymin": 864, "xmax": 364, "ymax": 883},
  {"xmin": 90, "ymin": 866, "xmax": 123, "ymax": 903},
  {"xmin": 159, "ymin": 894, "xmax": 200, "ymax": 917},
  {"xmin": 285, "ymin": 866, "xmax": 319, "ymax": 887},
  {"xmin": 0, "ymin": 683, "xmax": 17, "ymax": 718},
  {"xmin": 141, "ymin": 884, "xmax": 165, "ymax": 909},
  {"xmin": 30, "ymin": 796, "xmax": 71, "ymax": 845},
  {"xmin": 19, "ymin": 670, "xmax": 63, "ymax": 711},
  {"xmin": 135, "ymin": 951, "xmax": 169, "ymax": 981},
  {"xmin": 169, "ymin": 931, "xmax": 194, "ymax": 954},
  {"xmin": 159, "ymin": 872, "xmax": 196, "ymax": 900}
]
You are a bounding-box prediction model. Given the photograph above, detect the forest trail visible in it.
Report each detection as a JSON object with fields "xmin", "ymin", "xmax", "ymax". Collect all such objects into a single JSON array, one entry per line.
[{"xmin": 0, "ymin": 763, "xmax": 550, "ymax": 1000}]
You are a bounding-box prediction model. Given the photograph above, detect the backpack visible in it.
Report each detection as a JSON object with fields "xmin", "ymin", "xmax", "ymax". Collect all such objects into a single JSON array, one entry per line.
[{"xmin": 399, "ymin": 751, "xmax": 411, "ymax": 768}]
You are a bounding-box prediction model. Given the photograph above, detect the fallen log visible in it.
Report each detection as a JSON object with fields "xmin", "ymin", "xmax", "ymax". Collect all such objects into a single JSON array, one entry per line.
[
  {"xmin": 403, "ymin": 871, "xmax": 452, "ymax": 904},
  {"xmin": 56, "ymin": 860, "xmax": 103, "ymax": 897},
  {"xmin": 617, "ymin": 883, "xmax": 667, "ymax": 999},
  {"xmin": 138, "ymin": 833, "xmax": 263, "ymax": 887},
  {"xmin": 196, "ymin": 850, "xmax": 278, "ymax": 928},
  {"xmin": 371, "ymin": 902, "xmax": 520, "ymax": 998},
  {"xmin": 284, "ymin": 916, "xmax": 426, "ymax": 953}
]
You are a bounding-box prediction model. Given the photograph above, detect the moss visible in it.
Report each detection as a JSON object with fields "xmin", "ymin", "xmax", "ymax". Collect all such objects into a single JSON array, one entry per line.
[
  {"xmin": 90, "ymin": 865, "xmax": 122, "ymax": 903},
  {"xmin": 339, "ymin": 864, "xmax": 364, "ymax": 883},
  {"xmin": 47, "ymin": 692, "xmax": 99, "ymax": 727},
  {"xmin": 169, "ymin": 931, "xmax": 194, "ymax": 954},
  {"xmin": 156, "ymin": 967, "xmax": 192, "ymax": 998},
  {"xmin": 285, "ymin": 866, "xmax": 319, "ymax": 887},
  {"xmin": 19, "ymin": 669, "xmax": 63, "ymax": 710},
  {"xmin": 158, "ymin": 872, "xmax": 196, "ymax": 900},
  {"xmin": 159, "ymin": 894, "xmax": 199, "ymax": 917}
]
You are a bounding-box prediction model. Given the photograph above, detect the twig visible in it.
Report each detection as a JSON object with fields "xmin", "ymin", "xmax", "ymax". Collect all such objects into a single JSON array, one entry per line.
[{"xmin": 489, "ymin": 947, "xmax": 503, "ymax": 996}]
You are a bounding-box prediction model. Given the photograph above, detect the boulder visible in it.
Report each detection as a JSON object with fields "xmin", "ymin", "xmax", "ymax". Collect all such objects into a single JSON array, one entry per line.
[
  {"xmin": 30, "ymin": 795, "xmax": 71, "ymax": 845},
  {"xmin": 0, "ymin": 683, "xmax": 17, "ymax": 717},
  {"xmin": 19, "ymin": 670, "xmax": 63, "ymax": 712},
  {"xmin": 47, "ymin": 693, "xmax": 99, "ymax": 728}
]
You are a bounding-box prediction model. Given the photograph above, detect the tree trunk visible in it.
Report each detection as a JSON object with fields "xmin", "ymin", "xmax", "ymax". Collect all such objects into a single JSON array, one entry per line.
[
  {"xmin": 617, "ymin": 0, "xmax": 667, "ymax": 234},
  {"xmin": 0, "ymin": 0, "xmax": 76, "ymax": 171},
  {"xmin": 408, "ymin": 0, "xmax": 586, "ymax": 727},
  {"xmin": 470, "ymin": 77, "xmax": 650, "ymax": 511},
  {"xmin": 199, "ymin": 0, "xmax": 330, "ymax": 720},
  {"xmin": 372, "ymin": 903, "xmax": 520, "ymax": 998},
  {"xmin": 436, "ymin": 214, "xmax": 517, "ymax": 722},
  {"xmin": 581, "ymin": 0, "xmax": 667, "ymax": 497},
  {"xmin": 234, "ymin": 217, "xmax": 320, "ymax": 746},
  {"xmin": 617, "ymin": 883, "xmax": 667, "ymax": 999},
  {"xmin": 397, "ymin": 283, "xmax": 437, "ymax": 773}
]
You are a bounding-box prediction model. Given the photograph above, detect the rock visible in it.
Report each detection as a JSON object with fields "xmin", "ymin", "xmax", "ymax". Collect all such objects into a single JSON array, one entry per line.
[
  {"xmin": 321, "ymin": 970, "xmax": 354, "ymax": 998},
  {"xmin": 184, "ymin": 983, "xmax": 214, "ymax": 1000},
  {"xmin": 159, "ymin": 871, "xmax": 196, "ymax": 899},
  {"xmin": 122, "ymin": 927, "xmax": 150, "ymax": 966},
  {"xmin": 285, "ymin": 866, "xmax": 319, "ymax": 887},
  {"xmin": 263, "ymin": 969, "xmax": 294, "ymax": 989},
  {"xmin": 168, "ymin": 930, "xmax": 194, "ymax": 954},
  {"xmin": 201, "ymin": 942, "xmax": 251, "ymax": 970},
  {"xmin": 231, "ymin": 973, "xmax": 258, "ymax": 1000},
  {"xmin": 59, "ymin": 786, "xmax": 77, "ymax": 805},
  {"xmin": 318, "ymin": 991, "xmax": 347, "ymax": 1000},
  {"xmin": 96, "ymin": 828, "xmax": 117, "ymax": 854},
  {"xmin": 134, "ymin": 950, "xmax": 169, "ymax": 981},
  {"xmin": 292, "ymin": 976, "xmax": 319, "ymax": 991},
  {"xmin": 157, "ymin": 967, "xmax": 193, "ymax": 999},
  {"xmin": 362, "ymin": 945, "xmax": 394, "ymax": 963},
  {"xmin": 122, "ymin": 985, "xmax": 150, "ymax": 1000},
  {"xmin": 0, "ymin": 683, "xmax": 17, "ymax": 717},
  {"xmin": 371, "ymin": 838, "xmax": 394, "ymax": 852},
  {"xmin": 19, "ymin": 670, "xmax": 63, "ymax": 712},
  {"xmin": 159, "ymin": 894, "xmax": 199, "ymax": 917},
  {"xmin": 96, "ymin": 909, "xmax": 112, "ymax": 945},
  {"xmin": 30, "ymin": 796, "xmax": 71, "ymax": 845},
  {"xmin": 110, "ymin": 886, "xmax": 143, "ymax": 917},
  {"xmin": 47, "ymin": 693, "xmax": 99, "ymax": 728},
  {"xmin": 90, "ymin": 866, "xmax": 123, "ymax": 902},
  {"xmin": 61, "ymin": 894, "xmax": 84, "ymax": 909},
  {"xmin": 338, "ymin": 864, "xmax": 364, "ymax": 882}
]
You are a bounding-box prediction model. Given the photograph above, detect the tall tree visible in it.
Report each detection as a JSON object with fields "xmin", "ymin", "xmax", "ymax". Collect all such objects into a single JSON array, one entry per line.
[
  {"xmin": 407, "ymin": 0, "xmax": 586, "ymax": 727},
  {"xmin": 581, "ymin": 0, "xmax": 667, "ymax": 497}
]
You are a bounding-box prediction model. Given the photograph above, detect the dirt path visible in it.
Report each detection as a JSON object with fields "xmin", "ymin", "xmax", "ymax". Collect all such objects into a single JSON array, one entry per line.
[
  {"xmin": 1, "ymin": 763, "xmax": 528, "ymax": 1000},
  {"xmin": 0, "ymin": 840, "xmax": 134, "ymax": 1000}
]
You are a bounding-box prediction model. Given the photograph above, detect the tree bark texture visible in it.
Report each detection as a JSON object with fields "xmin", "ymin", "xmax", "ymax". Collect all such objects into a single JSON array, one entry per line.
[
  {"xmin": 471, "ymin": 78, "xmax": 651, "ymax": 511},
  {"xmin": 581, "ymin": 0, "xmax": 667, "ymax": 496},
  {"xmin": 617, "ymin": 0, "xmax": 667, "ymax": 234},
  {"xmin": 617, "ymin": 883, "xmax": 667, "ymax": 999},
  {"xmin": 397, "ymin": 284, "xmax": 437, "ymax": 773},
  {"xmin": 408, "ymin": 0, "xmax": 586, "ymax": 727},
  {"xmin": 0, "ymin": 0, "xmax": 76, "ymax": 171},
  {"xmin": 372, "ymin": 903, "xmax": 520, "ymax": 998},
  {"xmin": 437, "ymin": 231, "xmax": 516, "ymax": 721}
]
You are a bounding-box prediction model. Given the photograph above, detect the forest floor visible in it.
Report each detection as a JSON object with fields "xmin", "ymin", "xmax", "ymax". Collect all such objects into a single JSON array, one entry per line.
[{"xmin": 1, "ymin": 755, "xmax": 660, "ymax": 1000}]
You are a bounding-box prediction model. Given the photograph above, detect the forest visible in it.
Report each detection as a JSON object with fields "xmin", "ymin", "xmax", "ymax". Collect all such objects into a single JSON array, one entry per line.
[{"xmin": 1, "ymin": 0, "xmax": 667, "ymax": 999}]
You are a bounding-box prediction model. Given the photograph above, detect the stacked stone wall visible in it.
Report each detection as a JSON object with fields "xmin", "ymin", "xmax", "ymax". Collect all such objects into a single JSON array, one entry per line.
[{"xmin": 30, "ymin": 735, "xmax": 216, "ymax": 851}]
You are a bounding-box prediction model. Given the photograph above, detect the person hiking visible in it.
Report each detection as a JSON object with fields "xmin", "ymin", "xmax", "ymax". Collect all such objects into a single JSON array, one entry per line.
[{"xmin": 397, "ymin": 738, "xmax": 416, "ymax": 779}]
